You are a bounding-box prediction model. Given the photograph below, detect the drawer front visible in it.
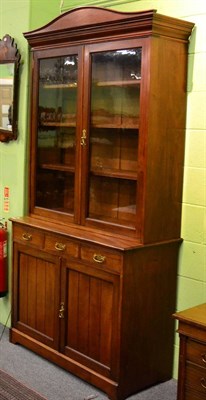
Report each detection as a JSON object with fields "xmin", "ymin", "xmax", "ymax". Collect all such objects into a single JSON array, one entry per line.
[
  {"xmin": 185, "ymin": 387, "xmax": 205, "ymax": 400},
  {"xmin": 44, "ymin": 235, "xmax": 79, "ymax": 258},
  {"xmin": 187, "ymin": 339, "xmax": 206, "ymax": 368},
  {"xmin": 13, "ymin": 224, "xmax": 44, "ymax": 248},
  {"xmin": 186, "ymin": 364, "xmax": 206, "ymax": 395},
  {"xmin": 80, "ymin": 245, "xmax": 122, "ymax": 273}
]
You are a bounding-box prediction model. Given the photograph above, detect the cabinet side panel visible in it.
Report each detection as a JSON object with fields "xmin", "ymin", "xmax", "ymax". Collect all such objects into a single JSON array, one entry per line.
[
  {"xmin": 118, "ymin": 242, "xmax": 179, "ymax": 398},
  {"xmin": 143, "ymin": 37, "xmax": 188, "ymax": 243}
]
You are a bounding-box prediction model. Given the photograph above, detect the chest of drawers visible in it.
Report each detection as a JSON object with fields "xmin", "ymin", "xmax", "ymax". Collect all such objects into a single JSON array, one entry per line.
[{"xmin": 174, "ymin": 303, "xmax": 206, "ymax": 400}]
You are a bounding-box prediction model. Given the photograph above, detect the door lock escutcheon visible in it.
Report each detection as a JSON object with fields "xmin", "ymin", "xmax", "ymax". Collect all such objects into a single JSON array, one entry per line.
[
  {"xmin": 81, "ymin": 129, "xmax": 87, "ymax": 146},
  {"xmin": 59, "ymin": 302, "xmax": 65, "ymax": 319}
]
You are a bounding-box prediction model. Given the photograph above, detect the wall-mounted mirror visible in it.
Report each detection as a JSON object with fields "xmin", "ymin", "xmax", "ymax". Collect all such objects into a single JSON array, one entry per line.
[{"xmin": 0, "ymin": 35, "xmax": 21, "ymax": 142}]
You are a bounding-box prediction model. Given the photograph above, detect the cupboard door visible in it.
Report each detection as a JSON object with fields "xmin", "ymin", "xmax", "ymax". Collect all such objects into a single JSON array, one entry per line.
[
  {"xmin": 83, "ymin": 42, "xmax": 142, "ymax": 232},
  {"xmin": 12, "ymin": 243, "xmax": 60, "ymax": 349},
  {"xmin": 60, "ymin": 261, "xmax": 120, "ymax": 379},
  {"xmin": 31, "ymin": 47, "xmax": 83, "ymax": 223}
]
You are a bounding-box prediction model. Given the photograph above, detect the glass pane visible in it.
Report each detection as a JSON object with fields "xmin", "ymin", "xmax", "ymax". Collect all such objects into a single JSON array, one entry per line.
[
  {"xmin": 36, "ymin": 171, "xmax": 74, "ymax": 213},
  {"xmin": 89, "ymin": 176, "xmax": 136, "ymax": 225},
  {"xmin": 88, "ymin": 48, "xmax": 141, "ymax": 227},
  {"xmin": 36, "ymin": 55, "xmax": 78, "ymax": 214},
  {"xmin": 0, "ymin": 63, "xmax": 14, "ymax": 131}
]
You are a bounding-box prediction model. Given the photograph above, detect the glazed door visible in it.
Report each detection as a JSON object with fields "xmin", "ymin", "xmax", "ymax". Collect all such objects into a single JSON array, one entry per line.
[
  {"xmin": 29, "ymin": 40, "xmax": 143, "ymax": 234},
  {"xmin": 81, "ymin": 40, "xmax": 142, "ymax": 235},
  {"xmin": 12, "ymin": 244, "xmax": 60, "ymax": 349},
  {"xmin": 30, "ymin": 46, "xmax": 83, "ymax": 224},
  {"xmin": 60, "ymin": 260, "xmax": 120, "ymax": 379}
]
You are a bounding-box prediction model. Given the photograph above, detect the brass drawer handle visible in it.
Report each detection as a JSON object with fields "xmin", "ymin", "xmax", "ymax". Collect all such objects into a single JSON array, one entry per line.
[
  {"xmin": 93, "ymin": 254, "xmax": 106, "ymax": 263},
  {"xmin": 55, "ymin": 242, "xmax": 66, "ymax": 251},
  {"xmin": 22, "ymin": 233, "xmax": 32, "ymax": 241},
  {"xmin": 202, "ymin": 353, "xmax": 206, "ymax": 364},
  {"xmin": 201, "ymin": 377, "xmax": 206, "ymax": 389}
]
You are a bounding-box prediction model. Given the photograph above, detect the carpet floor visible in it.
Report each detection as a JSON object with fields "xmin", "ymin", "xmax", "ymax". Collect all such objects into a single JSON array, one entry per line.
[
  {"xmin": 0, "ymin": 368, "xmax": 47, "ymax": 400},
  {"xmin": 0, "ymin": 323, "xmax": 178, "ymax": 400}
]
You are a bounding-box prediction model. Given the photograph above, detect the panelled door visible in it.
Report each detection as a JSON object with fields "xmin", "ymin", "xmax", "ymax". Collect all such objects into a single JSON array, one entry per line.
[
  {"xmin": 59, "ymin": 260, "xmax": 120, "ymax": 379},
  {"xmin": 12, "ymin": 243, "xmax": 61, "ymax": 349}
]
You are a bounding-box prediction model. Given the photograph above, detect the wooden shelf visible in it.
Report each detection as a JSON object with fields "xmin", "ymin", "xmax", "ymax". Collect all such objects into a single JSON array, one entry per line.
[
  {"xmin": 41, "ymin": 79, "xmax": 141, "ymax": 89},
  {"xmin": 88, "ymin": 212, "xmax": 136, "ymax": 228},
  {"xmin": 39, "ymin": 122, "xmax": 138, "ymax": 130},
  {"xmin": 41, "ymin": 83, "xmax": 77, "ymax": 89},
  {"xmin": 39, "ymin": 122, "xmax": 76, "ymax": 128},
  {"xmin": 39, "ymin": 163, "xmax": 75, "ymax": 173},
  {"xmin": 95, "ymin": 79, "xmax": 141, "ymax": 87},
  {"xmin": 91, "ymin": 168, "xmax": 137, "ymax": 180},
  {"xmin": 91, "ymin": 123, "xmax": 139, "ymax": 130}
]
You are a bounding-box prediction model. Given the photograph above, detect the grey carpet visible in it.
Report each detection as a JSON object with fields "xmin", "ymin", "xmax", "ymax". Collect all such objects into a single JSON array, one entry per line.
[{"xmin": 0, "ymin": 324, "xmax": 177, "ymax": 399}]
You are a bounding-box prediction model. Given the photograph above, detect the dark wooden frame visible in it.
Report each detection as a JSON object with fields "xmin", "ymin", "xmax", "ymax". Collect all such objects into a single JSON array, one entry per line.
[{"xmin": 0, "ymin": 34, "xmax": 21, "ymax": 142}]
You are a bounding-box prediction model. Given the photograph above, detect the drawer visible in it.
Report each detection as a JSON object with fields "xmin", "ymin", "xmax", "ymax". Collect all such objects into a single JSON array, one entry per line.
[
  {"xmin": 186, "ymin": 364, "xmax": 206, "ymax": 395},
  {"xmin": 80, "ymin": 245, "xmax": 122, "ymax": 274},
  {"xmin": 187, "ymin": 339, "xmax": 206, "ymax": 368},
  {"xmin": 185, "ymin": 387, "xmax": 205, "ymax": 400},
  {"xmin": 13, "ymin": 224, "xmax": 44, "ymax": 248},
  {"xmin": 44, "ymin": 234, "xmax": 79, "ymax": 258}
]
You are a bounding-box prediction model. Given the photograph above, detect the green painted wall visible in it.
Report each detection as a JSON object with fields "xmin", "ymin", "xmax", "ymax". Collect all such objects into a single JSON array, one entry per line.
[
  {"xmin": 0, "ymin": 0, "xmax": 59, "ymax": 328},
  {"xmin": 61, "ymin": 0, "xmax": 132, "ymax": 11},
  {"xmin": 0, "ymin": 0, "xmax": 31, "ymax": 329},
  {"xmin": 0, "ymin": 0, "xmax": 205, "ymax": 382},
  {"xmin": 29, "ymin": 0, "xmax": 60, "ymax": 30}
]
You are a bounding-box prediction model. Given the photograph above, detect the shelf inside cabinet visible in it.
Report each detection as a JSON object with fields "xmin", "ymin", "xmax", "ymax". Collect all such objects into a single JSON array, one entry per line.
[
  {"xmin": 91, "ymin": 114, "xmax": 139, "ymax": 129},
  {"xmin": 91, "ymin": 123, "xmax": 139, "ymax": 129},
  {"xmin": 39, "ymin": 163, "xmax": 75, "ymax": 173},
  {"xmin": 95, "ymin": 79, "xmax": 141, "ymax": 87},
  {"xmin": 40, "ymin": 122, "xmax": 76, "ymax": 128},
  {"xmin": 41, "ymin": 83, "xmax": 77, "ymax": 89},
  {"xmin": 89, "ymin": 174, "xmax": 136, "ymax": 227},
  {"xmin": 91, "ymin": 168, "xmax": 137, "ymax": 180},
  {"xmin": 90, "ymin": 127, "xmax": 138, "ymax": 174},
  {"xmin": 88, "ymin": 213, "xmax": 136, "ymax": 228}
]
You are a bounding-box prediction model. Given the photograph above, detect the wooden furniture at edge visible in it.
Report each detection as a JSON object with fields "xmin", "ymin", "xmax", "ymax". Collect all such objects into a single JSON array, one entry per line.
[
  {"xmin": 9, "ymin": 8, "xmax": 194, "ymax": 400},
  {"xmin": 173, "ymin": 304, "xmax": 206, "ymax": 400}
]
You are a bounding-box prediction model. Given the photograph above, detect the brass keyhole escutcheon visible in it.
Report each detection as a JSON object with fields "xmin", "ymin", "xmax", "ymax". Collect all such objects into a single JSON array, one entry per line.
[
  {"xmin": 59, "ymin": 302, "xmax": 65, "ymax": 319},
  {"xmin": 81, "ymin": 129, "xmax": 87, "ymax": 146}
]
